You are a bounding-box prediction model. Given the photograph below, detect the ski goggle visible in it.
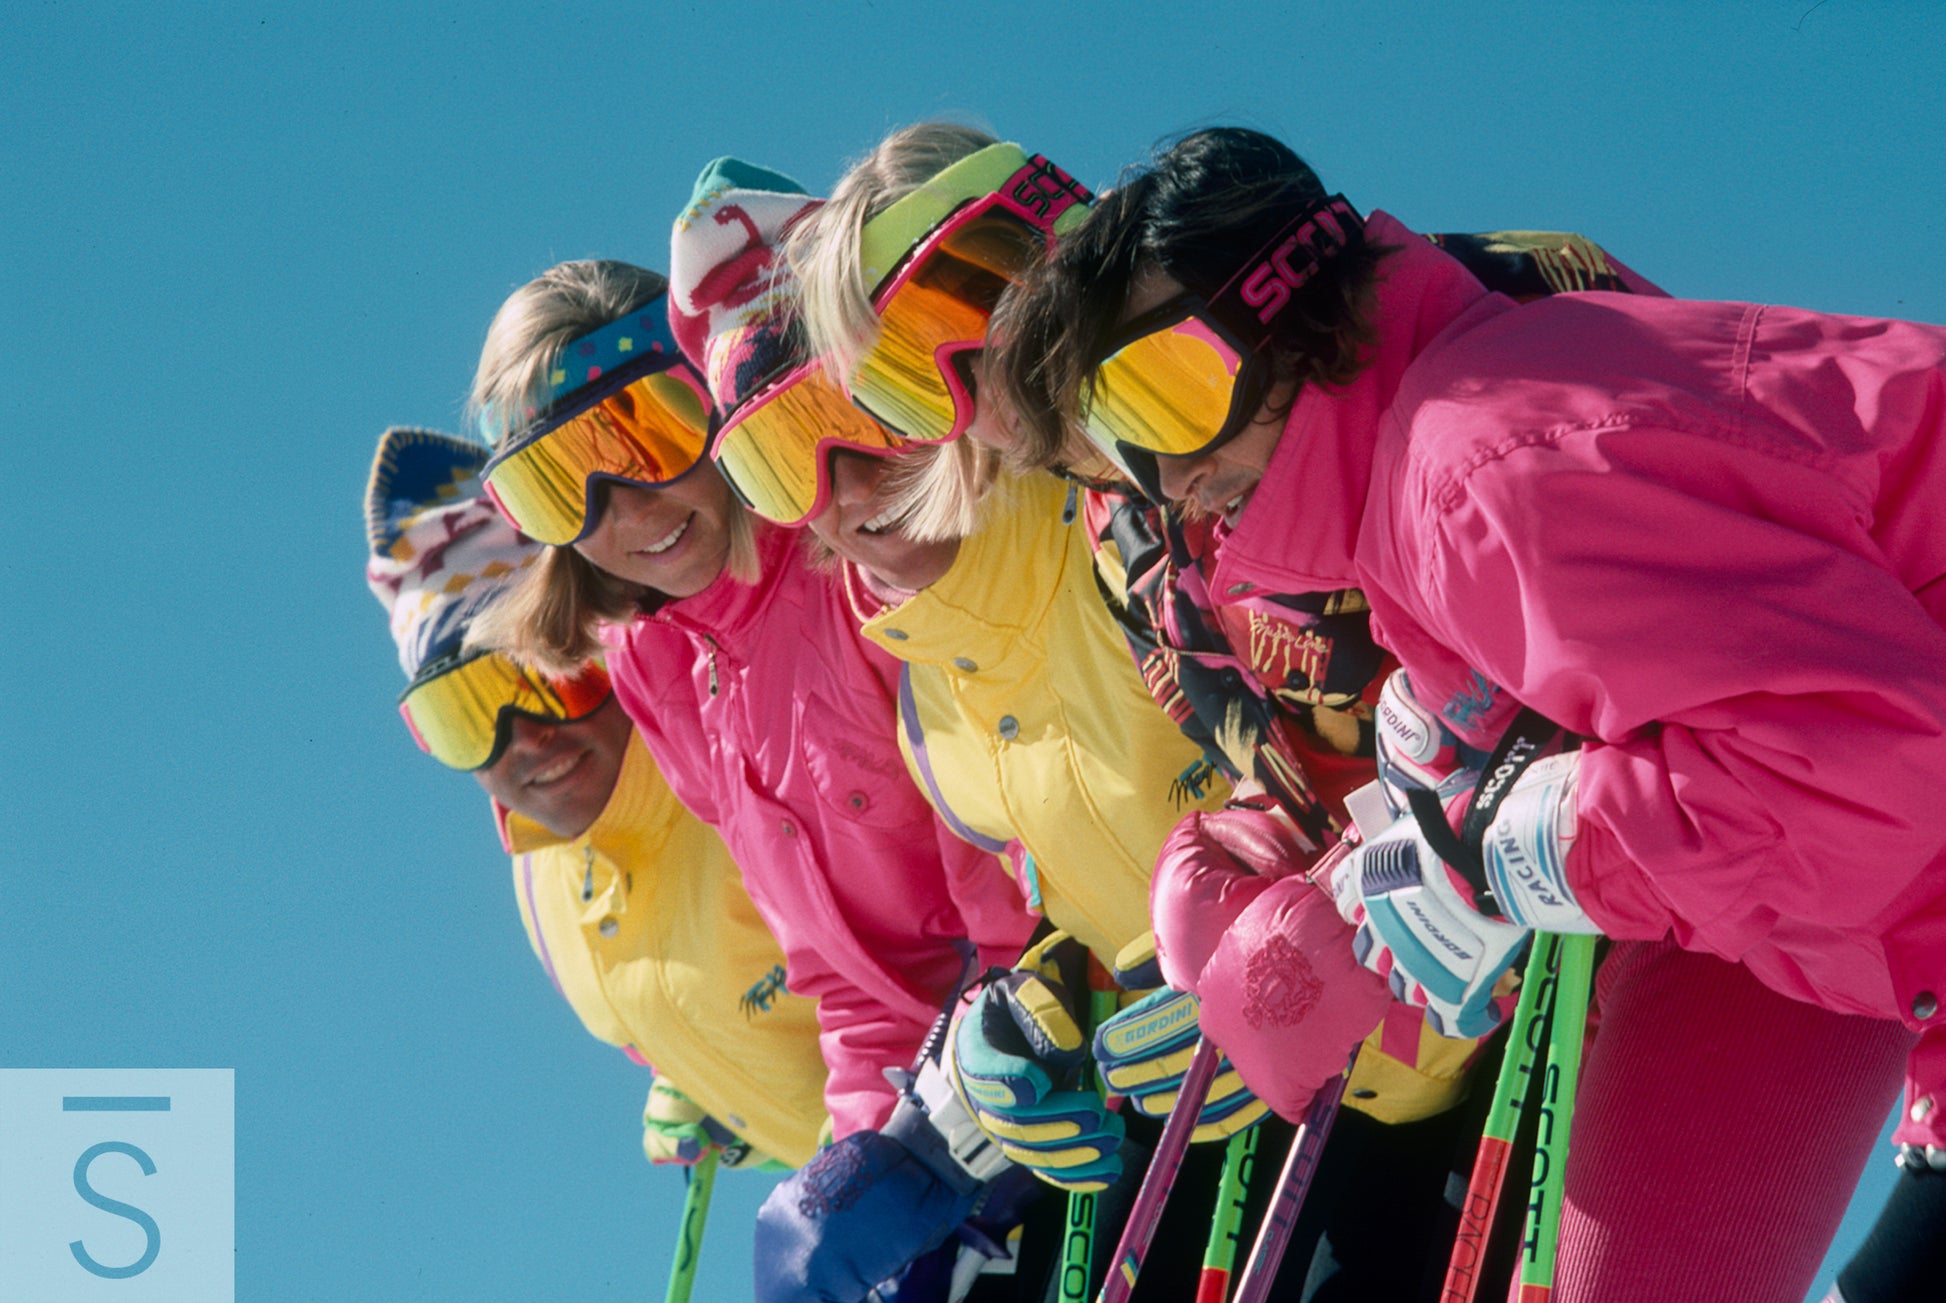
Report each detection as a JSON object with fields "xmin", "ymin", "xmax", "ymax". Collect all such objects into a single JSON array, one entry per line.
[
  {"xmin": 847, "ymin": 143, "xmax": 1092, "ymax": 444},
  {"xmin": 398, "ymin": 651, "xmax": 612, "ymax": 771},
  {"xmin": 710, "ymin": 357, "xmax": 906, "ymax": 525},
  {"xmin": 1078, "ymin": 195, "xmax": 1364, "ymax": 500},
  {"xmin": 482, "ymin": 304, "xmax": 714, "ymax": 546},
  {"xmin": 1082, "ymin": 302, "xmax": 1266, "ymax": 501}
]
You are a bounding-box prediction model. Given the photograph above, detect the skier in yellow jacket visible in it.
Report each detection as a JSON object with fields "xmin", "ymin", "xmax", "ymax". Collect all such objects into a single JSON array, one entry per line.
[{"xmin": 364, "ymin": 424, "xmax": 829, "ymax": 1169}]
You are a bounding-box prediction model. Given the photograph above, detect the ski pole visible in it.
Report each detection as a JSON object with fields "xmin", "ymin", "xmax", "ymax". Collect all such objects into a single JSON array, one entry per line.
[
  {"xmin": 663, "ymin": 1147, "xmax": 719, "ymax": 1303},
  {"xmin": 1230, "ymin": 1065, "xmax": 1350, "ymax": 1303},
  {"xmin": 1096, "ymin": 1035, "xmax": 1222, "ymax": 1303},
  {"xmin": 1059, "ymin": 979, "xmax": 1121, "ymax": 1303},
  {"xmin": 1517, "ymin": 933, "xmax": 1595, "ymax": 1302},
  {"xmin": 1441, "ymin": 932, "xmax": 1566, "ymax": 1303},
  {"xmin": 1194, "ymin": 1127, "xmax": 1260, "ymax": 1303}
]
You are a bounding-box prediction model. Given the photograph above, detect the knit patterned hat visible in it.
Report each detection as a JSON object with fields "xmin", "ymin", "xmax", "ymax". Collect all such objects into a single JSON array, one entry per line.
[
  {"xmin": 667, "ymin": 157, "xmax": 823, "ymax": 414},
  {"xmin": 363, "ymin": 426, "xmax": 538, "ymax": 681}
]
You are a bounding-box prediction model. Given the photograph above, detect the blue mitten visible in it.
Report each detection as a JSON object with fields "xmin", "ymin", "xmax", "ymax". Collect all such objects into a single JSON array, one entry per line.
[{"xmin": 753, "ymin": 1098, "xmax": 999, "ymax": 1303}]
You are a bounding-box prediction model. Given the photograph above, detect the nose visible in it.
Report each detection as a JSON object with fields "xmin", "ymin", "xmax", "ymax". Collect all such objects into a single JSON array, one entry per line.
[
  {"xmin": 1154, "ymin": 451, "xmax": 1207, "ymax": 505},
  {"xmin": 502, "ymin": 713, "xmax": 560, "ymax": 761},
  {"xmin": 828, "ymin": 451, "xmax": 887, "ymax": 508}
]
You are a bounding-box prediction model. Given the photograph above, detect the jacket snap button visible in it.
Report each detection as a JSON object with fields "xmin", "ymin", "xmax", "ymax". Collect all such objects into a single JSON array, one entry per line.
[
  {"xmin": 1913, "ymin": 1096, "xmax": 1936, "ymax": 1123},
  {"xmin": 953, "ymin": 656, "xmax": 978, "ymax": 673},
  {"xmin": 884, "ymin": 628, "xmax": 909, "ymax": 641},
  {"xmin": 1916, "ymin": 990, "xmax": 1940, "ymax": 1020},
  {"xmin": 598, "ymin": 917, "xmax": 619, "ymax": 938},
  {"xmin": 997, "ymin": 715, "xmax": 1019, "ymax": 740},
  {"xmin": 847, "ymin": 791, "xmax": 869, "ymax": 812},
  {"xmin": 1227, "ymin": 582, "xmax": 1255, "ymax": 595},
  {"xmin": 780, "ymin": 820, "xmax": 796, "ymax": 838}
]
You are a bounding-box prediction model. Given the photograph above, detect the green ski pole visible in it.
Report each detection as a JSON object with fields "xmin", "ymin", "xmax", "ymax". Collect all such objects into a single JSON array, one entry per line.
[
  {"xmin": 1060, "ymin": 981, "xmax": 1120, "ymax": 1303},
  {"xmin": 1442, "ymin": 932, "xmax": 1565, "ymax": 1303},
  {"xmin": 1517, "ymin": 933, "xmax": 1595, "ymax": 1301},
  {"xmin": 664, "ymin": 1148, "xmax": 719, "ymax": 1303},
  {"xmin": 1194, "ymin": 1127, "xmax": 1260, "ymax": 1303}
]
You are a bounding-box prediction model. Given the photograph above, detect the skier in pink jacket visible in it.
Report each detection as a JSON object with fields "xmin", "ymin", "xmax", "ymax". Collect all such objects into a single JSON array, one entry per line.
[
  {"xmin": 465, "ymin": 254, "xmax": 1035, "ymax": 1150},
  {"xmin": 989, "ymin": 126, "xmax": 1931, "ymax": 1301}
]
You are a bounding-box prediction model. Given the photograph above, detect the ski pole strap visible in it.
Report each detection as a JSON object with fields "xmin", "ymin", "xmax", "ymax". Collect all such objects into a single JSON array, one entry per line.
[
  {"xmin": 1518, "ymin": 934, "xmax": 1596, "ymax": 1299},
  {"xmin": 1196, "ymin": 1128, "xmax": 1260, "ymax": 1303},
  {"xmin": 664, "ymin": 1148, "xmax": 719, "ymax": 1303},
  {"xmin": 1406, "ymin": 705, "xmax": 1562, "ymax": 913},
  {"xmin": 1441, "ymin": 933, "xmax": 1564, "ymax": 1303}
]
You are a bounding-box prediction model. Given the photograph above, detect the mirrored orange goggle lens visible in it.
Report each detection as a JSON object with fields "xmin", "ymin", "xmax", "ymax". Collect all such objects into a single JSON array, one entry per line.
[
  {"xmin": 714, "ymin": 368, "xmax": 905, "ymax": 525},
  {"xmin": 400, "ymin": 656, "xmax": 612, "ymax": 770},
  {"xmin": 1083, "ymin": 317, "xmax": 1244, "ymax": 459},
  {"xmin": 852, "ymin": 213, "xmax": 1045, "ymax": 442},
  {"xmin": 486, "ymin": 370, "xmax": 712, "ymax": 545}
]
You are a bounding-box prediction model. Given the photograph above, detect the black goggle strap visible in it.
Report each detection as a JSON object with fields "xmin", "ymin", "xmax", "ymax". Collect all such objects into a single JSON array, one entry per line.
[
  {"xmin": 1404, "ymin": 704, "xmax": 1564, "ymax": 915},
  {"xmin": 1203, "ymin": 194, "xmax": 1365, "ymax": 345}
]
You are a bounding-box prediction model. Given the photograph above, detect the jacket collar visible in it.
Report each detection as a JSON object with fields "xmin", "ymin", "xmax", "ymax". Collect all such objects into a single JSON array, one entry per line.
[
  {"xmin": 1210, "ymin": 212, "xmax": 1502, "ymax": 597},
  {"xmin": 644, "ymin": 518, "xmax": 794, "ymax": 650},
  {"xmin": 857, "ymin": 473, "xmax": 1071, "ymax": 674}
]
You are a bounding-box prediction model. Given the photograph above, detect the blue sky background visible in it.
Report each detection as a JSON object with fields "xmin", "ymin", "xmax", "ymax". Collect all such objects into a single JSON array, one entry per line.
[{"xmin": 4, "ymin": 2, "xmax": 1940, "ymax": 1298}]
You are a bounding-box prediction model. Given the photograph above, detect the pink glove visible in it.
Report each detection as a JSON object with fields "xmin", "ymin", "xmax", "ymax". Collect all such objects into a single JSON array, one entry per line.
[
  {"xmin": 1153, "ymin": 808, "xmax": 1390, "ymax": 1121},
  {"xmin": 1152, "ymin": 806, "xmax": 1309, "ymax": 992}
]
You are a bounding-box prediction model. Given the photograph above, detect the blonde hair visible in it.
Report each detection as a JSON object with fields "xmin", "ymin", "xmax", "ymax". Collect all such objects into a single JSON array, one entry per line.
[
  {"xmin": 788, "ymin": 121, "xmax": 998, "ymax": 383},
  {"xmin": 466, "ymin": 258, "xmax": 759, "ymax": 671}
]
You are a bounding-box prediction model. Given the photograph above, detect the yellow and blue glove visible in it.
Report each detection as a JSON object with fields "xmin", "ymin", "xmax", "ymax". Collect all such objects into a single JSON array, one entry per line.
[
  {"xmin": 947, "ymin": 930, "xmax": 1125, "ymax": 1192},
  {"xmin": 641, "ymin": 1077, "xmax": 784, "ymax": 1170},
  {"xmin": 1092, "ymin": 933, "xmax": 1269, "ymax": 1143}
]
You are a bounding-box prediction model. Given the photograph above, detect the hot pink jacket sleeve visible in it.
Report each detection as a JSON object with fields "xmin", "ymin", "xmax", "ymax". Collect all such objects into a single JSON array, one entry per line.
[{"xmin": 1360, "ymin": 293, "xmax": 1946, "ymax": 1140}]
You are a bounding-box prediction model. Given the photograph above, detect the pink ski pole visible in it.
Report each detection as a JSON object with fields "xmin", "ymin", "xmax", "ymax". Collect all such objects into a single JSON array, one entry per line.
[
  {"xmin": 1229, "ymin": 1067, "xmax": 1349, "ymax": 1303},
  {"xmin": 1095, "ymin": 1036, "xmax": 1222, "ymax": 1303}
]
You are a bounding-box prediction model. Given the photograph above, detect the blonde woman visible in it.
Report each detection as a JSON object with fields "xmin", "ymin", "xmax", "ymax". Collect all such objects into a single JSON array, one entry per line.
[{"xmin": 465, "ymin": 256, "xmax": 1035, "ymax": 1162}]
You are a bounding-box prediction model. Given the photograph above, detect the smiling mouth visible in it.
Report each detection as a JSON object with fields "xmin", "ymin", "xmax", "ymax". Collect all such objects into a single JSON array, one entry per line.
[
  {"xmin": 639, "ymin": 516, "xmax": 691, "ymax": 555},
  {"xmin": 526, "ymin": 749, "xmax": 586, "ymax": 787},
  {"xmin": 859, "ymin": 503, "xmax": 911, "ymax": 537}
]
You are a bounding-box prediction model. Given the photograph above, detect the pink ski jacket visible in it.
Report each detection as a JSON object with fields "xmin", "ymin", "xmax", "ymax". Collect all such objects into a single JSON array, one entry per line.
[
  {"xmin": 1215, "ymin": 215, "xmax": 1946, "ymax": 1144},
  {"xmin": 602, "ymin": 522, "xmax": 1037, "ymax": 1138}
]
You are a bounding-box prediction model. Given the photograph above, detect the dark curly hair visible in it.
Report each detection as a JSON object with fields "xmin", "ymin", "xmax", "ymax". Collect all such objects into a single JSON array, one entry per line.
[{"xmin": 988, "ymin": 127, "xmax": 1393, "ymax": 471}]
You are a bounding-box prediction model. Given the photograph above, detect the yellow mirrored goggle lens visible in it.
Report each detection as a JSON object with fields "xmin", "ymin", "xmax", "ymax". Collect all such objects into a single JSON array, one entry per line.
[
  {"xmin": 485, "ymin": 369, "xmax": 712, "ymax": 545},
  {"xmin": 714, "ymin": 366, "xmax": 905, "ymax": 525},
  {"xmin": 400, "ymin": 655, "xmax": 611, "ymax": 770},
  {"xmin": 853, "ymin": 213, "xmax": 1044, "ymax": 442},
  {"xmin": 1083, "ymin": 318, "xmax": 1244, "ymax": 459}
]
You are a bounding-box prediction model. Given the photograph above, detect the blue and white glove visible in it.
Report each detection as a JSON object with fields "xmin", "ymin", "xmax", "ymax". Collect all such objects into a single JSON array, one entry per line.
[
  {"xmin": 947, "ymin": 930, "xmax": 1125, "ymax": 1192},
  {"xmin": 1331, "ymin": 751, "xmax": 1597, "ymax": 1039},
  {"xmin": 1092, "ymin": 935, "xmax": 1268, "ymax": 1142},
  {"xmin": 752, "ymin": 1074, "xmax": 1026, "ymax": 1303},
  {"xmin": 1372, "ymin": 668, "xmax": 1486, "ymax": 816}
]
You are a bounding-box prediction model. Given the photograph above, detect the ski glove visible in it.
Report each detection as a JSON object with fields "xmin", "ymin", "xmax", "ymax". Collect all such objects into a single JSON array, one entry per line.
[
  {"xmin": 753, "ymin": 1072, "xmax": 1035, "ymax": 1303},
  {"xmin": 1151, "ymin": 806, "xmax": 1389, "ymax": 1121},
  {"xmin": 1331, "ymin": 751, "xmax": 1597, "ymax": 1039},
  {"xmin": 1373, "ymin": 668, "xmax": 1485, "ymax": 814},
  {"xmin": 1094, "ymin": 987, "xmax": 1266, "ymax": 1141},
  {"xmin": 641, "ymin": 1077, "xmax": 781, "ymax": 1170},
  {"xmin": 1092, "ymin": 932, "xmax": 1267, "ymax": 1142},
  {"xmin": 948, "ymin": 930, "xmax": 1124, "ymax": 1192}
]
